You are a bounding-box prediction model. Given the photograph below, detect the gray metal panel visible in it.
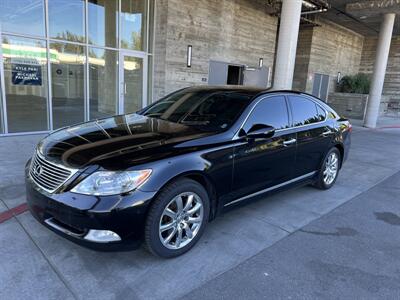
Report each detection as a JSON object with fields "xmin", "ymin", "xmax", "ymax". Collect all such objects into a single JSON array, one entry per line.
[
  {"xmin": 320, "ymin": 74, "xmax": 330, "ymax": 101},
  {"xmin": 312, "ymin": 73, "xmax": 322, "ymax": 97},
  {"xmin": 243, "ymin": 66, "xmax": 269, "ymax": 88},
  {"xmin": 208, "ymin": 61, "xmax": 228, "ymax": 85}
]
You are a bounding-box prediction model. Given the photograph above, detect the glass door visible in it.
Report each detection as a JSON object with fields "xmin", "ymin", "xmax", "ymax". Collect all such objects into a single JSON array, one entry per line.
[{"xmin": 119, "ymin": 51, "xmax": 147, "ymax": 114}]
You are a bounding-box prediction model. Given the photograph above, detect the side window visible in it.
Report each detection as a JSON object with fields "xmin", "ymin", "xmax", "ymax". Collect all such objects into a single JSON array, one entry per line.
[
  {"xmin": 289, "ymin": 96, "xmax": 320, "ymax": 126},
  {"xmin": 243, "ymin": 96, "xmax": 289, "ymax": 132}
]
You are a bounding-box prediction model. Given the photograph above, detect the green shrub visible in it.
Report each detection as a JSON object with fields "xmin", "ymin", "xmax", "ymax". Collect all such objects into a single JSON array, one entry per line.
[{"xmin": 339, "ymin": 73, "xmax": 370, "ymax": 94}]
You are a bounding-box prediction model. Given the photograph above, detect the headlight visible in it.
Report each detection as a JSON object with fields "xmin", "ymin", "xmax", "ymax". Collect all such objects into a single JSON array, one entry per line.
[{"xmin": 71, "ymin": 170, "xmax": 152, "ymax": 196}]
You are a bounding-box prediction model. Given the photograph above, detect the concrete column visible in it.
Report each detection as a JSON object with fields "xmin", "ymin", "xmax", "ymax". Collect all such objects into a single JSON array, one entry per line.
[
  {"xmin": 273, "ymin": 0, "xmax": 302, "ymax": 90},
  {"xmin": 364, "ymin": 13, "xmax": 395, "ymax": 128}
]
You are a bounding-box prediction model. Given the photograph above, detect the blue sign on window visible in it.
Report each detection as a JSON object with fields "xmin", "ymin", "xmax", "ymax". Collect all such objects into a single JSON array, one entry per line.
[{"xmin": 12, "ymin": 63, "xmax": 42, "ymax": 86}]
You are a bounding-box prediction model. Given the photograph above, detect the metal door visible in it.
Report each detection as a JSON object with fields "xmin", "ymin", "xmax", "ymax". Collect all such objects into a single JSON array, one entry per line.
[
  {"xmin": 208, "ymin": 61, "xmax": 228, "ymax": 85},
  {"xmin": 312, "ymin": 73, "xmax": 330, "ymax": 102}
]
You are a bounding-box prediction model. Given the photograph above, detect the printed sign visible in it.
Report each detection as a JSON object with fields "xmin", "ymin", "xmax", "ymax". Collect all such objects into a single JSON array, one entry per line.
[{"xmin": 12, "ymin": 63, "xmax": 42, "ymax": 86}]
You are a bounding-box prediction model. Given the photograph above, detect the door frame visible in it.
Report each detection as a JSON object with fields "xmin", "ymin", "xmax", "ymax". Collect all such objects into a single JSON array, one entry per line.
[{"xmin": 118, "ymin": 50, "xmax": 148, "ymax": 114}]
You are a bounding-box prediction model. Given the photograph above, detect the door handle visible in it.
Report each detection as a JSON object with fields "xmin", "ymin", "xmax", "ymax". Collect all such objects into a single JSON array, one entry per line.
[{"xmin": 283, "ymin": 138, "xmax": 296, "ymax": 147}]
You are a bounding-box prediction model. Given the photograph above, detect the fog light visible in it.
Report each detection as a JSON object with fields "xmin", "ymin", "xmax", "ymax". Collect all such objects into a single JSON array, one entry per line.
[{"xmin": 84, "ymin": 230, "xmax": 121, "ymax": 243}]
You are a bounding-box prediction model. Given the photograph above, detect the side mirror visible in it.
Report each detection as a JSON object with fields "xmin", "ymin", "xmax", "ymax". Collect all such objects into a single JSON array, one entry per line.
[{"xmin": 246, "ymin": 124, "xmax": 275, "ymax": 139}]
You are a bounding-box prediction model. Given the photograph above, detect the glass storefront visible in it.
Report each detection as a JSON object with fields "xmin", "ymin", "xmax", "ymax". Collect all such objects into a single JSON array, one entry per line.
[
  {"xmin": 88, "ymin": 0, "xmax": 118, "ymax": 48},
  {"xmin": 0, "ymin": 0, "xmax": 152, "ymax": 135},
  {"xmin": 122, "ymin": 54, "xmax": 144, "ymax": 113},
  {"xmin": 50, "ymin": 42, "xmax": 86, "ymax": 129},
  {"xmin": 89, "ymin": 47, "xmax": 118, "ymax": 119},
  {"xmin": 0, "ymin": 0, "xmax": 46, "ymax": 37},
  {"xmin": 2, "ymin": 36, "xmax": 49, "ymax": 133}
]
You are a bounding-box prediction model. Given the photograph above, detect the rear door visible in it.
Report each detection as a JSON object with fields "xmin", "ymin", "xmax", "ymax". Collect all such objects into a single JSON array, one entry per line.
[
  {"xmin": 229, "ymin": 96, "xmax": 296, "ymax": 202},
  {"xmin": 288, "ymin": 95, "xmax": 333, "ymax": 177}
]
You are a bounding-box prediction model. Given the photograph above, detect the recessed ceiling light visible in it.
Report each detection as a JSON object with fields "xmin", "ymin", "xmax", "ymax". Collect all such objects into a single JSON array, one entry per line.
[{"xmin": 359, "ymin": 16, "xmax": 367, "ymax": 20}]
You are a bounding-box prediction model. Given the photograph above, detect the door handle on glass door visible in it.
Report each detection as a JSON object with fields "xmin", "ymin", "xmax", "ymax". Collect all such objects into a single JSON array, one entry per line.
[{"xmin": 283, "ymin": 138, "xmax": 296, "ymax": 146}]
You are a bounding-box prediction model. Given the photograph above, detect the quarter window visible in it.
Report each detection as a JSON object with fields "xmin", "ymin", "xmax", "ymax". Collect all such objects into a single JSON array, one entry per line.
[
  {"xmin": 316, "ymin": 105, "xmax": 326, "ymax": 122},
  {"xmin": 289, "ymin": 96, "xmax": 321, "ymax": 126},
  {"xmin": 243, "ymin": 96, "xmax": 289, "ymax": 132}
]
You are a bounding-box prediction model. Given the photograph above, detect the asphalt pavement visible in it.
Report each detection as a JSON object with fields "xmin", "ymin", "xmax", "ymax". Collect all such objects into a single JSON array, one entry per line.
[{"xmin": 184, "ymin": 170, "xmax": 400, "ymax": 299}]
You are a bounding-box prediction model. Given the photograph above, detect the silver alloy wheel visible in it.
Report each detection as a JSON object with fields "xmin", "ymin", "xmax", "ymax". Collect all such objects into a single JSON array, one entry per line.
[
  {"xmin": 159, "ymin": 192, "xmax": 204, "ymax": 250},
  {"xmin": 323, "ymin": 152, "xmax": 339, "ymax": 185}
]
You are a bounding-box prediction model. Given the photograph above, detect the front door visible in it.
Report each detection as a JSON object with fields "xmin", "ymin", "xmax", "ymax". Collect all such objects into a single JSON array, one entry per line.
[
  {"xmin": 229, "ymin": 96, "xmax": 296, "ymax": 202},
  {"xmin": 119, "ymin": 51, "xmax": 148, "ymax": 114}
]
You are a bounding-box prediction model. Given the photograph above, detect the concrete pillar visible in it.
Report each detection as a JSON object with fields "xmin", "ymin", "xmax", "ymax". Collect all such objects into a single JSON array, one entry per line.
[
  {"xmin": 364, "ymin": 13, "xmax": 395, "ymax": 128},
  {"xmin": 273, "ymin": 0, "xmax": 302, "ymax": 90}
]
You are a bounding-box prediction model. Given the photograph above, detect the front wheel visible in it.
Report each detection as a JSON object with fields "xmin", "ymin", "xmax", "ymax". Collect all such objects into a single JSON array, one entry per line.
[
  {"xmin": 144, "ymin": 178, "xmax": 210, "ymax": 258},
  {"xmin": 314, "ymin": 147, "xmax": 341, "ymax": 190}
]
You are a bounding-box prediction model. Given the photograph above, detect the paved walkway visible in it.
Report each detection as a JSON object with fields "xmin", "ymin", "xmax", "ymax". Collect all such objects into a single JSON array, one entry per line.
[{"xmin": 0, "ymin": 119, "xmax": 399, "ymax": 299}]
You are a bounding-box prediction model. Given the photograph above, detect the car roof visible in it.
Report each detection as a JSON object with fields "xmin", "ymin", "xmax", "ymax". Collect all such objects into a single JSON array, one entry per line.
[
  {"xmin": 181, "ymin": 86, "xmax": 308, "ymax": 99},
  {"xmin": 180, "ymin": 86, "xmax": 335, "ymax": 113},
  {"xmin": 182, "ymin": 85, "xmax": 266, "ymax": 95}
]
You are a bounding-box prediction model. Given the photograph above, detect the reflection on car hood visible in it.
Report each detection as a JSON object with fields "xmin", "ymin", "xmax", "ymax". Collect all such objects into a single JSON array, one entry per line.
[{"xmin": 38, "ymin": 114, "xmax": 213, "ymax": 170}]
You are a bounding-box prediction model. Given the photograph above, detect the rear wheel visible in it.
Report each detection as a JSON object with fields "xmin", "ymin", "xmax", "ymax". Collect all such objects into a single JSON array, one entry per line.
[
  {"xmin": 314, "ymin": 147, "xmax": 340, "ymax": 190},
  {"xmin": 144, "ymin": 178, "xmax": 209, "ymax": 258}
]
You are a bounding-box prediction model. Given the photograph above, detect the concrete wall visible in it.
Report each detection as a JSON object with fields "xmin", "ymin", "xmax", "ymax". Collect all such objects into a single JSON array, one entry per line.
[
  {"xmin": 153, "ymin": 0, "xmax": 278, "ymax": 101},
  {"xmin": 293, "ymin": 19, "xmax": 364, "ymax": 95},
  {"xmin": 328, "ymin": 92, "xmax": 390, "ymax": 119},
  {"xmin": 292, "ymin": 27, "xmax": 313, "ymax": 91},
  {"xmin": 359, "ymin": 35, "xmax": 400, "ymax": 103}
]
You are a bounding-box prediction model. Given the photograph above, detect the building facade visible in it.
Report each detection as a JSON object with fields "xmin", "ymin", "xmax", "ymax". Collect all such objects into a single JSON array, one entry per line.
[{"xmin": 0, "ymin": 0, "xmax": 399, "ymax": 135}]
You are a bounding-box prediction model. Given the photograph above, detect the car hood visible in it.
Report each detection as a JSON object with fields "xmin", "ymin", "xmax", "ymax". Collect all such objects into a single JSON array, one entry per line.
[{"xmin": 37, "ymin": 114, "xmax": 214, "ymax": 170}]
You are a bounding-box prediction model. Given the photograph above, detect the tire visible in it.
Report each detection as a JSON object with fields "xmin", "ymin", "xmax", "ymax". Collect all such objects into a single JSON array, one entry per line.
[
  {"xmin": 144, "ymin": 178, "xmax": 210, "ymax": 258},
  {"xmin": 314, "ymin": 147, "xmax": 341, "ymax": 190}
]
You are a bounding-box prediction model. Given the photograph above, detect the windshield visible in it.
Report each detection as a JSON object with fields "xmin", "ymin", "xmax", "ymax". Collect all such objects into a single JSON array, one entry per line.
[{"xmin": 140, "ymin": 89, "xmax": 254, "ymax": 131}]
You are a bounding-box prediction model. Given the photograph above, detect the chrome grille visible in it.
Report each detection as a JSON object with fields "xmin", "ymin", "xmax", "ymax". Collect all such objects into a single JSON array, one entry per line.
[{"xmin": 29, "ymin": 152, "xmax": 76, "ymax": 193}]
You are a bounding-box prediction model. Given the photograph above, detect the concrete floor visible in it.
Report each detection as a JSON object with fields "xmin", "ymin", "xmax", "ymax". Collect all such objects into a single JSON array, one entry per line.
[{"xmin": 0, "ymin": 118, "xmax": 399, "ymax": 299}]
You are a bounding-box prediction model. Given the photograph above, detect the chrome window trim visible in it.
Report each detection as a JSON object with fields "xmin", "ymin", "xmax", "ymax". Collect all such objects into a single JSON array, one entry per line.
[
  {"xmin": 224, "ymin": 171, "xmax": 317, "ymax": 207},
  {"xmin": 232, "ymin": 93, "xmax": 329, "ymax": 140}
]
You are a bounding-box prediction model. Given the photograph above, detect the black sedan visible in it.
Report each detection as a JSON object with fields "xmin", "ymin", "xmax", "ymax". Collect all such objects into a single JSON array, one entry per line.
[{"xmin": 26, "ymin": 87, "xmax": 351, "ymax": 258}]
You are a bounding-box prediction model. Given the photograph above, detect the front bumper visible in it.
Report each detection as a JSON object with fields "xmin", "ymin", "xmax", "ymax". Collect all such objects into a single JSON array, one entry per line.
[{"xmin": 25, "ymin": 163, "xmax": 157, "ymax": 251}]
